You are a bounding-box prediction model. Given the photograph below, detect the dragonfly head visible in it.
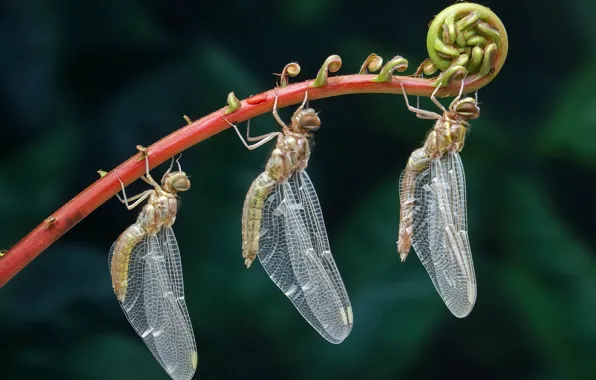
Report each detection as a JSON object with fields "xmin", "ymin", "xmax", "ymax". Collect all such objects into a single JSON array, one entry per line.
[
  {"xmin": 163, "ymin": 171, "xmax": 191, "ymax": 193},
  {"xmin": 294, "ymin": 108, "xmax": 321, "ymax": 133},
  {"xmin": 452, "ymin": 97, "xmax": 480, "ymax": 120}
]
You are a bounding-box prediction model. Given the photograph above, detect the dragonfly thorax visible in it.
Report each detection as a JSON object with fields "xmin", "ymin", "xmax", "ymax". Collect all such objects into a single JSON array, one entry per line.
[
  {"xmin": 134, "ymin": 192, "xmax": 178, "ymax": 234},
  {"xmin": 424, "ymin": 117, "xmax": 469, "ymax": 159},
  {"xmin": 264, "ymin": 133, "xmax": 311, "ymax": 182}
]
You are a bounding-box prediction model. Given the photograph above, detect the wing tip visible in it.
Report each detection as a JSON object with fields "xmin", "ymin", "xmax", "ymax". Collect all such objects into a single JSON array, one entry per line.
[{"xmin": 191, "ymin": 350, "xmax": 198, "ymax": 370}]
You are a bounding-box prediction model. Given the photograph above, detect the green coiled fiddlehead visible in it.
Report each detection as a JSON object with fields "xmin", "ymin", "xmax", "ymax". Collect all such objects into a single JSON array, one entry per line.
[{"xmin": 425, "ymin": 2, "xmax": 508, "ymax": 88}]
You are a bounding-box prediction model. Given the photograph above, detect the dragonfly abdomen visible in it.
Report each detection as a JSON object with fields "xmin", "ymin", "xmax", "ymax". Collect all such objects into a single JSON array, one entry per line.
[
  {"xmin": 242, "ymin": 171, "xmax": 277, "ymax": 268},
  {"xmin": 398, "ymin": 147, "xmax": 431, "ymax": 260},
  {"xmin": 110, "ymin": 224, "xmax": 146, "ymax": 302}
]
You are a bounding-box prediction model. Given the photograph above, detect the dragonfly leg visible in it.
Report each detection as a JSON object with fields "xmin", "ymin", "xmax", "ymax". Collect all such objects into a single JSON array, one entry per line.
[
  {"xmin": 245, "ymin": 119, "xmax": 281, "ymax": 142},
  {"xmin": 160, "ymin": 156, "xmax": 175, "ymax": 182},
  {"xmin": 290, "ymin": 87, "xmax": 309, "ymax": 121},
  {"xmin": 160, "ymin": 153, "xmax": 183, "ymax": 182},
  {"xmin": 455, "ymin": 78, "xmax": 465, "ymax": 102},
  {"xmin": 271, "ymin": 87, "xmax": 288, "ymax": 129},
  {"xmin": 222, "ymin": 115, "xmax": 281, "ymax": 150},
  {"xmin": 139, "ymin": 175, "xmax": 152, "ymax": 186},
  {"xmin": 429, "ymin": 84, "xmax": 448, "ymax": 113},
  {"xmin": 138, "ymin": 150, "xmax": 162, "ymax": 190},
  {"xmin": 175, "ymin": 153, "xmax": 182, "ymax": 172},
  {"xmin": 114, "ymin": 173, "xmax": 154, "ymax": 210},
  {"xmin": 400, "ymin": 84, "xmax": 441, "ymax": 120},
  {"xmin": 447, "ymin": 79, "xmax": 466, "ymax": 109}
]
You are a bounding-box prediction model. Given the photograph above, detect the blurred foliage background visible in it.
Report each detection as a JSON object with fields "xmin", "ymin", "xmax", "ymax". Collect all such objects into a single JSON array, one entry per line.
[{"xmin": 1, "ymin": 0, "xmax": 595, "ymax": 379}]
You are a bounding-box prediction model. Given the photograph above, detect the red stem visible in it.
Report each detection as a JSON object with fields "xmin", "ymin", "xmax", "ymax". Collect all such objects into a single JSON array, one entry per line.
[{"xmin": 0, "ymin": 74, "xmax": 490, "ymax": 287}]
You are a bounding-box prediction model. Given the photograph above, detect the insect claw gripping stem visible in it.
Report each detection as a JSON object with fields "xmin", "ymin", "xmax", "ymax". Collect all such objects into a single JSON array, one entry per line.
[
  {"xmin": 114, "ymin": 170, "xmax": 153, "ymax": 211},
  {"xmin": 271, "ymin": 87, "xmax": 287, "ymax": 129},
  {"xmin": 222, "ymin": 114, "xmax": 281, "ymax": 151},
  {"xmin": 161, "ymin": 153, "xmax": 182, "ymax": 182},
  {"xmin": 0, "ymin": 2, "xmax": 507, "ymax": 287},
  {"xmin": 293, "ymin": 87, "xmax": 310, "ymax": 117},
  {"xmin": 136, "ymin": 145, "xmax": 161, "ymax": 190},
  {"xmin": 400, "ymin": 83, "xmax": 441, "ymax": 120}
]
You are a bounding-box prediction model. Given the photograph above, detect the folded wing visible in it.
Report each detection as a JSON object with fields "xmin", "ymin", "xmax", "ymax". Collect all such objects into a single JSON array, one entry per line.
[
  {"xmin": 109, "ymin": 227, "xmax": 197, "ymax": 380},
  {"xmin": 256, "ymin": 171, "xmax": 353, "ymax": 343},
  {"xmin": 411, "ymin": 153, "xmax": 476, "ymax": 318}
]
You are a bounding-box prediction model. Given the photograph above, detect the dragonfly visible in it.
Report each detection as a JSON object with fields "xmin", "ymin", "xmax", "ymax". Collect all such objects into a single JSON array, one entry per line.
[
  {"xmin": 108, "ymin": 147, "xmax": 198, "ymax": 380},
  {"xmin": 223, "ymin": 89, "xmax": 353, "ymax": 343},
  {"xmin": 397, "ymin": 81, "xmax": 480, "ymax": 318}
]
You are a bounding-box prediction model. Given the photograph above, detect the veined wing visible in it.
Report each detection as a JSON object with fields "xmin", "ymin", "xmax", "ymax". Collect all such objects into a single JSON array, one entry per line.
[
  {"xmin": 256, "ymin": 171, "xmax": 353, "ymax": 343},
  {"xmin": 109, "ymin": 227, "xmax": 197, "ymax": 380},
  {"xmin": 411, "ymin": 152, "xmax": 476, "ymax": 318}
]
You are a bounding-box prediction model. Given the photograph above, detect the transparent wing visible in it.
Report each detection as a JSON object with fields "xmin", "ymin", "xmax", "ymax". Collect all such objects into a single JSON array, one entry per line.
[
  {"xmin": 109, "ymin": 227, "xmax": 197, "ymax": 380},
  {"xmin": 295, "ymin": 171, "xmax": 353, "ymax": 325},
  {"xmin": 411, "ymin": 153, "xmax": 476, "ymax": 317},
  {"xmin": 256, "ymin": 171, "xmax": 352, "ymax": 343}
]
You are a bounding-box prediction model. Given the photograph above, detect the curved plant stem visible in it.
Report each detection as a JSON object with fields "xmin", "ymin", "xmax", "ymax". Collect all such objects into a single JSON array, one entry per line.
[
  {"xmin": 0, "ymin": 1, "xmax": 509, "ymax": 287},
  {"xmin": 1, "ymin": 1, "xmax": 510, "ymax": 288},
  {"xmin": 0, "ymin": 74, "xmax": 501, "ymax": 287}
]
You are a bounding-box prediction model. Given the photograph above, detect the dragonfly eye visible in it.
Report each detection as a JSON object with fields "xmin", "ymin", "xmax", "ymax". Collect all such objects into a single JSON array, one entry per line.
[
  {"xmin": 455, "ymin": 98, "xmax": 480, "ymax": 120},
  {"xmin": 169, "ymin": 173, "xmax": 191, "ymax": 192},
  {"xmin": 298, "ymin": 112, "xmax": 321, "ymax": 131}
]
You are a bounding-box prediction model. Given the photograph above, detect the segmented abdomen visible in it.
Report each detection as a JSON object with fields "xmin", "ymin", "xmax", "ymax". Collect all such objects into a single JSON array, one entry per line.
[
  {"xmin": 398, "ymin": 148, "xmax": 431, "ymax": 257},
  {"xmin": 109, "ymin": 224, "xmax": 146, "ymax": 302},
  {"xmin": 242, "ymin": 171, "xmax": 277, "ymax": 267}
]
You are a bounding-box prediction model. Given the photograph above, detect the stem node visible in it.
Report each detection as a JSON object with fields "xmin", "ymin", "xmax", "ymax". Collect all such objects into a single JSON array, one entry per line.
[{"xmin": 224, "ymin": 92, "xmax": 241, "ymax": 115}]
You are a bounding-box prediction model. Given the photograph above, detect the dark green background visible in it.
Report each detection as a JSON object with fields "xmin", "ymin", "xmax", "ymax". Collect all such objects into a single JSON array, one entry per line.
[{"xmin": 1, "ymin": 1, "xmax": 595, "ymax": 379}]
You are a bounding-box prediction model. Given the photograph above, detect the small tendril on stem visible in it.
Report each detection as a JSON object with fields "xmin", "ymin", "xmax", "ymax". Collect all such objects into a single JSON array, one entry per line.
[
  {"xmin": 414, "ymin": 58, "xmax": 438, "ymax": 77},
  {"xmin": 372, "ymin": 56, "xmax": 408, "ymax": 83},
  {"xmin": 313, "ymin": 55, "xmax": 342, "ymax": 87},
  {"xmin": 359, "ymin": 53, "xmax": 384, "ymax": 74},
  {"xmin": 276, "ymin": 62, "xmax": 301, "ymax": 88}
]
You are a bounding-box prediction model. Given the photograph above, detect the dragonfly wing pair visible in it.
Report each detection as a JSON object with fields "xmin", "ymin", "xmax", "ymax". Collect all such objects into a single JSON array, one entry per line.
[
  {"xmin": 256, "ymin": 171, "xmax": 353, "ymax": 343},
  {"xmin": 409, "ymin": 153, "xmax": 476, "ymax": 318},
  {"xmin": 109, "ymin": 227, "xmax": 197, "ymax": 380}
]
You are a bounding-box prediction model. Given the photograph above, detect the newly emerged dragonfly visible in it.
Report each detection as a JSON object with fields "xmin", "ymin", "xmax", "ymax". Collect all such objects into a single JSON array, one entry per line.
[
  {"xmin": 224, "ymin": 90, "xmax": 353, "ymax": 343},
  {"xmin": 397, "ymin": 81, "xmax": 480, "ymax": 318},
  {"xmin": 109, "ymin": 148, "xmax": 198, "ymax": 380}
]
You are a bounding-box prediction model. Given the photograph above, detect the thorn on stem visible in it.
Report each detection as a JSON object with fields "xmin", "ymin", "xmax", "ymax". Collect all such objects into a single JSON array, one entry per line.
[{"xmin": 44, "ymin": 217, "xmax": 56, "ymax": 227}]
